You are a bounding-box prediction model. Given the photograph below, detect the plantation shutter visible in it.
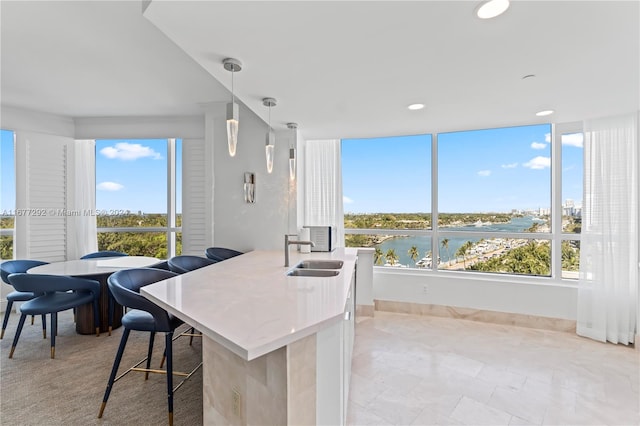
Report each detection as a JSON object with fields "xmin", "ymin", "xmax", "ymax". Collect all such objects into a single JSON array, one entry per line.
[
  {"xmin": 181, "ymin": 138, "xmax": 210, "ymax": 255},
  {"xmin": 15, "ymin": 134, "xmax": 70, "ymax": 261}
]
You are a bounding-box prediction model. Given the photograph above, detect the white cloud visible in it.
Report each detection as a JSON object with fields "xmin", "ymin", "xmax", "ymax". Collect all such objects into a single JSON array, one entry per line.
[
  {"xmin": 343, "ymin": 196, "xmax": 354, "ymax": 204},
  {"xmin": 100, "ymin": 142, "xmax": 162, "ymax": 161},
  {"xmin": 545, "ymin": 133, "xmax": 551, "ymax": 143},
  {"xmin": 97, "ymin": 181, "xmax": 124, "ymax": 191},
  {"xmin": 530, "ymin": 142, "xmax": 547, "ymax": 150},
  {"xmin": 561, "ymin": 133, "xmax": 584, "ymax": 148},
  {"xmin": 523, "ymin": 156, "xmax": 551, "ymax": 169},
  {"xmin": 477, "ymin": 170, "xmax": 491, "ymax": 177},
  {"xmin": 501, "ymin": 163, "xmax": 518, "ymax": 169}
]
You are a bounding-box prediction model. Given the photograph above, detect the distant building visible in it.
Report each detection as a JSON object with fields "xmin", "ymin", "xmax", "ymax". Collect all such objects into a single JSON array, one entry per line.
[{"xmin": 562, "ymin": 199, "xmax": 583, "ymax": 217}]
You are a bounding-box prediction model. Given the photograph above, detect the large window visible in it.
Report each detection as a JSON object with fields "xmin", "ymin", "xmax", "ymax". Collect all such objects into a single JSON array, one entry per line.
[
  {"xmin": 0, "ymin": 130, "xmax": 15, "ymax": 259},
  {"xmin": 343, "ymin": 123, "xmax": 582, "ymax": 281},
  {"xmin": 559, "ymin": 127, "xmax": 583, "ymax": 278},
  {"xmin": 95, "ymin": 138, "xmax": 182, "ymax": 258},
  {"xmin": 342, "ymin": 134, "xmax": 432, "ymax": 267}
]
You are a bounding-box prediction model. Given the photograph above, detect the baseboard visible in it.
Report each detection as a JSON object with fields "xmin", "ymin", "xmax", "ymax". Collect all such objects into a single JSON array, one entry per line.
[
  {"xmin": 356, "ymin": 304, "xmax": 374, "ymax": 317},
  {"xmin": 374, "ymin": 300, "xmax": 576, "ymax": 333}
]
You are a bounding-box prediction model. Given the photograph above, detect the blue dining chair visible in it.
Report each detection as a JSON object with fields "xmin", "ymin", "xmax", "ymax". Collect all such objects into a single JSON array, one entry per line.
[
  {"xmin": 7, "ymin": 273, "xmax": 100, "ymax": 359},
  {"xmin": 167, "ymin": 255, "xmax": 217, "ymax": 274},
  {"xmin": 204, "ymin": 247, "xmax": 243, "ymax": 262},
  {"xmin": 167, "ymin": 255, "xmax": 217, "ymax": 345},
  {"xmin": 80, "ymin": 250, "xmax": 128, "ymax": 259},
  {"xmin": 98, "ymin": 268, "xmax": 200, "ymax": 426},
  {"xmin": 80, "ymin": 250, "xmax": 128, "ymax": 335},
  {"xmin": 0, "ymin": 260, "xmax": 49, "ymax": 340},
  {"xmin": 149, "ymin": 260, "xmax": 171, "ymax": 271}
]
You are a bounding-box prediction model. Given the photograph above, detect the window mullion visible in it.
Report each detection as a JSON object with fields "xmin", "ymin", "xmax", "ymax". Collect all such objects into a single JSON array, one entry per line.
[
  {"xmin": 167, "ymin": 138, "xmax": 176, "ymax": 259},
  {"xmin": 432, "ymin": 133, "xmax": 439, "ymax": 270}
]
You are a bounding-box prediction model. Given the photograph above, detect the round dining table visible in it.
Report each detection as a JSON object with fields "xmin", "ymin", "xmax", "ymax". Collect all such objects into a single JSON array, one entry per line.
[{"xmin": 27, "ymin": 256, "xmax": 163, "ymax": 335}]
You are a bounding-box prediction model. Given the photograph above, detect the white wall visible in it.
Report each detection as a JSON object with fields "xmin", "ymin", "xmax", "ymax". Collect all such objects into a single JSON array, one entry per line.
[
  {"xmin": 374, "ymin": 270, "xmax": 578, "ymax": 320},
  {"xmin": 74, "ymin": 115, "xmax": 204, "ymax": 140},
  {"xmin": 208, "ymin": 102, "xmax": 295, "ymax": 252},
  {"xmin": 1, "ymin": 105, "xmax": 74, "ymax": 137},
  {"xmin": 637, "ymin": 110, "xmax": 640, "ymax": 337}
]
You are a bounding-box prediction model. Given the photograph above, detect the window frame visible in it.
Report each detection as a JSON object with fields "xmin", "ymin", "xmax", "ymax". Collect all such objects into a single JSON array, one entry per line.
[
  {"xmin": 0, "ymin": 129, "xmax": 16, "ymax": 260},
  {"xmin": 343, "ymin": 121, "xmax": 582, "ymax": 285},
  {"xmin": 95, "ymin": 138, "xmax": 182, "ymax": 259}
]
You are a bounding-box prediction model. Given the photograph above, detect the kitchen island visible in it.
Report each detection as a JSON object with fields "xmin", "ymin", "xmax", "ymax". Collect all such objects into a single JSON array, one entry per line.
[{"xmin": 141, "ymin": 248, "xmax": 358, "ymax": 425}]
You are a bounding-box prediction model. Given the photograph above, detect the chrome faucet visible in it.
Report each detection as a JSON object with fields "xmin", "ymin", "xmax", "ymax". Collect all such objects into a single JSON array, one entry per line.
[{"xmin": 284, "ymin": 234, "xmax": 315, "ymax": 267}]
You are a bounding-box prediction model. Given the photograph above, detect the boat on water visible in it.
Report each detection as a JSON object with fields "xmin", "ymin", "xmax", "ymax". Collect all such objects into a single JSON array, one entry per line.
[
  {"xmin": 415, "ymin": 256, "xmax": 441, "ymax": 268},
  {"xmin": 384, "ymin": 262, "xmax": 407, "ymax": 268}
]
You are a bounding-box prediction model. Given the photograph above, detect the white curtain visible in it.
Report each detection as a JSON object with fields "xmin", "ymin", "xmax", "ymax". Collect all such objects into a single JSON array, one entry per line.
[
  {"xmin": 577, "ymin": 113, "xmax": 638, "ymax": 345},
  {"xmin": 68, "ymin": 140, "xmax": 98, "ymax": 259},
  {"xmin": 303, "ymin": 139, "xmax": 344, "ymax": 246}
]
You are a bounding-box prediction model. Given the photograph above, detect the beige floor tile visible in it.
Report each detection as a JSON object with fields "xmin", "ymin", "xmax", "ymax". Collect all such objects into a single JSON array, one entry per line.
[
  {"xmin": 509, "ymin": 415, "xmax": 540, "ymax": 426},
  {"xmin": 348, "ymin": 372, "xmax": 389, "ymax": 407},
  {"xmin": 365, "ymin": 387, "xmax": 430, "ymax": 425},
  {"xmin": 487, "ymin": 385, "xmax": 546, "ymax": 425},
  {"xmin": 347, "ymin": 400, "xmax": 394, "ymax": 425},
  {"xmin": 450, "ymin": 396, "xmax": 512, "ymax": 425},
  {"xmin": 476, "ymin": 365, "xmax": 527, "ymax": 391},
  {"xmin": 347, "ymin": 311, "xmax": 639, "ymax": 426}
]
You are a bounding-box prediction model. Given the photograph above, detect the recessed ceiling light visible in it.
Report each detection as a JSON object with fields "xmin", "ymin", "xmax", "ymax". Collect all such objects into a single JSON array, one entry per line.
[
  {"xmin": 476, "ymin": 0, "xmax": 510, "ymax": 19},
  {"xmin": 536, "ymin": 110, "xmax": 555, "ymax": 117},
  {"xmin": 408, "ymin": 103, "xmax": 425, "ymax": 110}
]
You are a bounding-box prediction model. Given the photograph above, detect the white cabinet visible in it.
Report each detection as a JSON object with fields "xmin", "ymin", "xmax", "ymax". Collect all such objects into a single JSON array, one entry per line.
[
  {"xmin": 316, "ymin": 263, "xmax": 356, "ymax": 426},
  {"xmin": 342, "ymin": 270, "xmax": 356, "ymax": 423}
]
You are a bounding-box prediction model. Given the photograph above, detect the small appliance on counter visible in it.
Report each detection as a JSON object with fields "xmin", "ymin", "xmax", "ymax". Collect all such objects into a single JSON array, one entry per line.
[
  {"xmin": 297, "ymin": 228, "xmax": 311, "ymax": 253},
  {"xmin": 304, "ymin": 226, "xmax": 336, "ymax": 252}
]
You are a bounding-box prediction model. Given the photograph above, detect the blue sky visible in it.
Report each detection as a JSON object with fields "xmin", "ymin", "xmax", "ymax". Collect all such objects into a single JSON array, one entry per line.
[
  {"xmin": 96, "ymin": 139, "xmax": 182, "ymax": 213},
  {"xmin": 342, "ymin": 124, "xmax": 584, "ymax": 213},
  {"xmin": 1, "ymin": 130, "xmax": 15, "ymax": 212}
]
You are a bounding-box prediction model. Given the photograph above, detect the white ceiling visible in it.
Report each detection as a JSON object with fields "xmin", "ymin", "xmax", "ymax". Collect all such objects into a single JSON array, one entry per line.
[
  {"xmin": 0, "ymin": 1, "xmax": 229, "ymax": 118},
  {"xmin": 2, "ymin": 1, "xmax": 638, "ymax": 140}
]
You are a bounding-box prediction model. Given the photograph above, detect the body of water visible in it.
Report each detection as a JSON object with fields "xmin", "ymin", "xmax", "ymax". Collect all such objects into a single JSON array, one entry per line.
[{"xmin": 376, "ymin": 216, "xmax": 538, "ymax": 266}]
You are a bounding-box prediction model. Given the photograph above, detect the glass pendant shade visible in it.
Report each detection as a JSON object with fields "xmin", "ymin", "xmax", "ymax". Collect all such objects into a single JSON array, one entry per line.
[
  {"xmin": 289, "ymin": 148, "xmax": 296, "ymax": 180},
  {"xmin": 265, "ymin": 129, "xmax": 275, "ymax": 174},
  {"xmin": 223, "ymin": 58, "xmax": 242, "ymax": 158},
  {"xmin": 286, "ymin": 123, "xmax": 298, "ymax": 180},
  {"xmin": 226, "ymin": 102, "xmax": 239, "ymax": 157}
]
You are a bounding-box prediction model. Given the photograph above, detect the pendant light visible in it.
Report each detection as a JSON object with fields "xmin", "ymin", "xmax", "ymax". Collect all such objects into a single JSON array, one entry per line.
[
  {"xmin": 263, "ymin": 97, "xmax": 277, "ymax": 174},
  {"xmin": 223, "ymin": 58, "xmax": 242, "ymax": 157},
  {"xmin": 287, "ymin": 123, "xmax": 297, "ymax": 180}
]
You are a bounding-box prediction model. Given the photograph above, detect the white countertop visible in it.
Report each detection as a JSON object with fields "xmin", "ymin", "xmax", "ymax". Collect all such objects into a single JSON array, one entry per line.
[{"xmin": 141, "ymin": 248, "xmax": 358, "ymax": 361}]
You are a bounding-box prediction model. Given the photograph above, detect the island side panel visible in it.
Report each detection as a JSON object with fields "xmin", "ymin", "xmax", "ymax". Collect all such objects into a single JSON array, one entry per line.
[
  {"xmin": 287, "ymin": 333, "xmax": 317, "ymax": 425},
  {"xmin": 203, "ymin": 336, "xmax": 287, "ymax": 425}
]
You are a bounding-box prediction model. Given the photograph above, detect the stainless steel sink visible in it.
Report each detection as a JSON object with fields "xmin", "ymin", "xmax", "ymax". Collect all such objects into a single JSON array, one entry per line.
[
  {"xmin": 286, "ymin": 269, "xmax": 340, "ymax": 277},
  {"xmin": 294, "ymin": 260, "xmax": 344, "ymax": 270}
]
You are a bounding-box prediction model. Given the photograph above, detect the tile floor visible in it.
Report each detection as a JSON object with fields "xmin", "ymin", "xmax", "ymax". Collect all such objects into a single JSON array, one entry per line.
[{"xmin": 346, "ymin": 312, "xmax": 639, "ymax": 425}]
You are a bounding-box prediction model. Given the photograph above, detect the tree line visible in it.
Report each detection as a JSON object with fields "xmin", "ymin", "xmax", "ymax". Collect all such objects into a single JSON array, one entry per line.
[{"xmin": 0, "ymin": 214, "xmax": 182, "ymax": 259}]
